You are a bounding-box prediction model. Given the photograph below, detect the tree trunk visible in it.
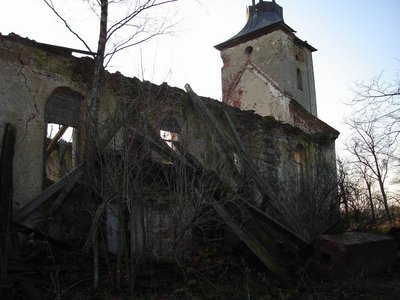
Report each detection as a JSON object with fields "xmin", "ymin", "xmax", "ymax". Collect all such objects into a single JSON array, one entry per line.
[
  {"xmin": 84, "ymin": 0, "xmax": 108, "ymax": 178},
  {"xmin": 372, "ymin": 152, "xmax": 392, "ymax": 223},
  {"xmin": 365, "ymin": 180, "xmax": 376, "ymax": 222},
  {"xmin": 377, "ymin": 178, "xmax": 391, "ymax": 223},
  {"xmin": 84, "ymin": 0, "xmax": 108, "ymax": 290}
]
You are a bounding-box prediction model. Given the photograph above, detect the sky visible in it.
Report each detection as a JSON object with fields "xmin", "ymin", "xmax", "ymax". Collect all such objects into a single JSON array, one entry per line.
[{"xmin": 0, "ymin": 0, "xmax": 399, "ymax": 153}]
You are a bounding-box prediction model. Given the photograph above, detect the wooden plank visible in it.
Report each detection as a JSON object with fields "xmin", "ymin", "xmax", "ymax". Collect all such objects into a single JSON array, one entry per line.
[
  {"xmin": 13, "ymin": 166, "xmax": 82, "ymax": 222},
  {"xmin": 0, "ymin": 123, "xmax": 16, "ymax": 290},
  {"xmin": 184, "ymin": 84, "xmax": 237, "ymax": 170},
  {"xmin": 46, "ymin": 125, "xmax": 68, "ymax": 155},
  {"xmin": 48, "ymin": 168, "xmax": 83, "ymax": 216},
  {"xmin": 83, "ymin": 200, "xmax": 107, "ymax": 253},
  {"xmin": 213, "ymin": 202, "xmax": 291, "ymax": 284},
  {"xmin": 222, "ymin": 111, "xmax": 277, "ymax": 201},
  {"xmin": 242, "ymin": 200, "xmax": 309, "ymax": 247},
  {"xmin": 185, "ymin": 84, "xmax": 277, "ymax": 202}
]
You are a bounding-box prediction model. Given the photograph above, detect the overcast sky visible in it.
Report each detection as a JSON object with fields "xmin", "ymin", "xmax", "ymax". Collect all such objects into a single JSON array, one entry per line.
[{"xmin": 1, "ymin": 0, "xmax": 399, "ymax": 151}]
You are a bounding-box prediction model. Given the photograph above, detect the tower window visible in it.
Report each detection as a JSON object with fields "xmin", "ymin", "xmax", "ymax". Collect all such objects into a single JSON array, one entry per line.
[
  {"xmin": 296, "ymin": 68, "xmax": 303, "ymax": 91},
  {"xmin": 292, "ymin": 144, "xmax": 308, "ymax": 196},
  {"xmin": 245, "ymin": 46, "xmax": 253, "ymax": 55}
]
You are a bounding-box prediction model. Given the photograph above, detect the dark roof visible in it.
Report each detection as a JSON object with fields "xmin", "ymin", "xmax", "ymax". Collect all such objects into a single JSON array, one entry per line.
[{"xmin": 215, "ymin": 1, "xmax": 316, "ymax": 52}]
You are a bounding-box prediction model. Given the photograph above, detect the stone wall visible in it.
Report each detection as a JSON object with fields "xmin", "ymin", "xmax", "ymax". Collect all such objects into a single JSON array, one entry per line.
[
  {"xmin": 0, "ymin": 34, "xmax": 93, "ymax": 209},
  {"xmin": 0, "ymin": 33, "xmax": 338, "ymax": 253}
]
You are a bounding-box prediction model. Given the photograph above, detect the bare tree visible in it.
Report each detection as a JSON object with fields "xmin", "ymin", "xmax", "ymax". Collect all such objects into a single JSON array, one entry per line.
[
  {"xmin": 337, "ymin": 157, "xmax": 383, "ymax": 229},
  {"xmin": 345, "ymin": 115, "xmax": 395, "ymax": 223},
  {"xmin": 345, "ymin": 69, "xmax": 400, "ymax": 224},
  {"xmin": 350, "ymin": 70, "xmax": 400, "ymax": 139},
  {"xmin": 42, "ymin": 0, "xmax": 178, "ymax": 290},
  {"xmin": 337, "ymin": 157, "xmax": 353, "ymax": 223},
  {"xmin": 42, "ymin": 0, "xmax": 178, "ymax": 174}
]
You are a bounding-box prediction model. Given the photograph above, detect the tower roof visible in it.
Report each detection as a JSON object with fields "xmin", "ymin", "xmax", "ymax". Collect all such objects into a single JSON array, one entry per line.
[{"xmin": 215, "ymin": 1, "xmax": 313, "ymax": 51}]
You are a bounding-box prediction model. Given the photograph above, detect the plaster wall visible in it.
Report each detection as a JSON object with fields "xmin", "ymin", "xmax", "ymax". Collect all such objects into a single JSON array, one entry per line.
[
  {"xmin": 220, "ymin": 30, "xmax": 317, "ymax": 118},
  {"xmin": 0, "ymin": 37, "xmax": 91, "ymax": 209}
]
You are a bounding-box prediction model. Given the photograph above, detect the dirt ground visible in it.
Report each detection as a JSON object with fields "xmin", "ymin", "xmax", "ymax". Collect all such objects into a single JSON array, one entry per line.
[{"xmin": 2, "ymin": 237, "xmax": 399, "ymax": 300}]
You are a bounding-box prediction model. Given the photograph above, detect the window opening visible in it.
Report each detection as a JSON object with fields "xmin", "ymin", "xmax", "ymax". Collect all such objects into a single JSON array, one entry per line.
[
  {"xmin": 159, "ymin": 117, "xmax": 181, "ymax": 152},
  {"xmin": 45, "ymin": 123, "xmax": 76, "ymax": 183},
  {"xmin": 296, "ymin": 68, "xmax": 303, "ymax": 91},
  {"xmin": 160, "ymin": 129, "xmax": 180, "ymax": 151},
  {"xmin": 245, "ymin": 46, "xmax": 253, "ymax": 55},
  {"xmin": 292, "ymin": 145, "xmax": 307, "ymax": 195},
  {"xmin": 44, "ymin": 89, "xmax": 82, "ymax": 187},
  {"xmin": 292, "ymin": 150, "xmax": 303, "ymax": 184}
]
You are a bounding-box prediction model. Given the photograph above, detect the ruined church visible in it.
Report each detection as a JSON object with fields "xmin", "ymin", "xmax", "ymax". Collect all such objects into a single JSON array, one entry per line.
[{"xmin": 0, "ymin": 0, "xmax": 339, "ymax": 271}]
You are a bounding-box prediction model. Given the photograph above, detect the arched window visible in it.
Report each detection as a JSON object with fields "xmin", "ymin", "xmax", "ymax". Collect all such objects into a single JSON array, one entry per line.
[
  {"xmin": 292, "ymin": 144, "xmax": 307, "ymax": 195},
  {"xmin": 44, "ymin": 88, "xmax": 83, "ymax": 186},
  {"xmin": 296, "ymin": 68, "xmax": 303, "ymax": 91}
]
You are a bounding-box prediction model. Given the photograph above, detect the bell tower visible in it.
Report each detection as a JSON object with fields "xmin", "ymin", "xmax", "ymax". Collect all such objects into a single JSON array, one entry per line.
[{"xmin": 215, "ymin": 0, "xmax": 318, "ymax": 121}]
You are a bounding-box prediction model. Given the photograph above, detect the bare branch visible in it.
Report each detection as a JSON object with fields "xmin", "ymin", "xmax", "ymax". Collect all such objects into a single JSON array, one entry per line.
[
  {"xmin": 106, "ymin": 0, "xmax": 178, "ymax": 42},
  {"xmin": 42, "ymin": 0, "xmax": 94, "ymax": 55}
]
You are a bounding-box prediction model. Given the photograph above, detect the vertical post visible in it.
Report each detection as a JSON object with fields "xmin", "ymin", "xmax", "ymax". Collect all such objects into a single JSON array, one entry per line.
[
  {"xmin": 0, "ymin": 123, "xmax": 16, "ymax": 294},
  {"xmin": 93, "ymin": 233, "xmax": 99, "ymax": 289}
]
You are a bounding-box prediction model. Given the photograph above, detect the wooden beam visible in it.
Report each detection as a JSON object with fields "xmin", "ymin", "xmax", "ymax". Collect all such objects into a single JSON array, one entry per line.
[
  {"xmin": 0, "ymin": 123, "xmax": 16, "ymax": 290},
  {"xmin": 213, "ymin": 203, "xmax": 291, "ymax": 284},
  {"xmin": 83, "ymin": 200, "xmax": 108, "ymax": 253},
  {"xmin": 222, "ymin": 110, "xmax": 277, "ymax": 201},
  {"xmin": 185, "ymin": 84, "xmax": 277, "ymax": 202},
  {"xmin": 13, "ymin": 166, "xmax": 82, "ymax": 222},
  {"xmin": 242, "ymin": 200, "xmax": 309, "ymax": 247},
  {"xmin": 46, "ymin": 125, "xmax": 68, "ymax": 155}
]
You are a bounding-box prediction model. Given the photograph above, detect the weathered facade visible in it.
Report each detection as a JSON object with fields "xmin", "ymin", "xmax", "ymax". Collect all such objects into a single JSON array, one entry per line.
[
  {"xmin": 215, "ymin": 0, "xmax": 317, "ymax": 119},
  {"xmin": 0, "ymin": 1, "xmax": 338, "ymax": 260}
]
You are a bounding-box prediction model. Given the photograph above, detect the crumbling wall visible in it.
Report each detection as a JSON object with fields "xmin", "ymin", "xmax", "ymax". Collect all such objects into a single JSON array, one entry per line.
[
  {"xmin": 133, "ymin": 80, "xmax": 338, "ymax": 240},
  {"xmin": 0, "ymin": 33, "xmax": 338, "ymax": 253},
  {"xmin": 0, "ymin": 34, "xmax": 92, "ymax": 209}
]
